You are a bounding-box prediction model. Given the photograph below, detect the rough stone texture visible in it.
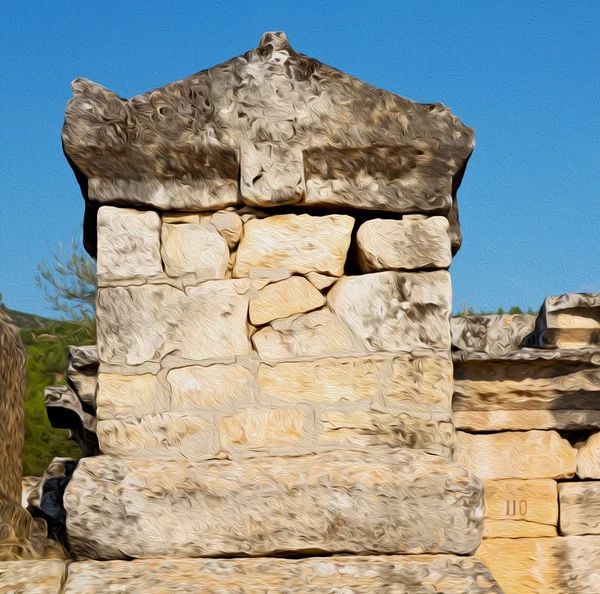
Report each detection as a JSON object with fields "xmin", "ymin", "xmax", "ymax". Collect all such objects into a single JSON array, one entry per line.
[
  {"xmin": 451, "ymin": 314, "xmax": 535, "ymax": 355},
  {"xmin": 0, "ymin": 560, "xmax": 66, "ymax": 593},
  {"xmin": 455, "ymin": 430, "xmax": 576, "ymax": 479},
  {"xmin": 559, "ymin": 482, "xmax": 600, "ymax": 536},
  {"xmin": 211, "ymin": 210, "xmax": 244, "ymax": 248},
  {"xmin": 249, "ymin": 276, "xmax": 325, "ymax": 325},
  {"xmin": 455, "ymin": 409, "xmax": 600, "ymax": 431},
  {"xmin": 535, "ymin": 292, "xmax": 600, "ymax": 348},
  {"xmin": 327, "ymin": 270, "xmax": 452, "ymax": 353},
  {"xmin": 305, "ymin": 271, "xmax": 337, "ymax": 290},
  {"xmin": 97, "ymin": 281, "xmax": 251, "ymax": 368},
  {"xmin": 233, "ymin": 214, "xmax": 354, "ymax": 278},
  {"xmin": 63, "ymin": 556, "xmax": 503, "ymax": 593},
  {"xmin": 483, "ymin": 479, "xmax": 558, "ymax": 539},
  {"xmin": 357, "ymin": 216, "xmax": 452, "ymax": 272},
  {"xmin": 96, "ymin": 206, "xmax": 162, "ymax": 282},
  {"xmin": 63, "ymin": 32, "xmax": 473, "ymax": 255},
  {"xmin": 64, "ymin": 451, "xmax": 484, "ymax": 560},
  {"xmin": 576, "ymin": 431, "xmax": 600, "ymax": 478},
  {"xmin": 477, "ymin": 536, "xmax": 600, "ymax": 594},
  {"xmin": 67, "ymin": 345, "xmax": 97, "ymax": 411},
  {"xmin": 160, "ymin": 221, "xmax": 229, "ymax": 279}
]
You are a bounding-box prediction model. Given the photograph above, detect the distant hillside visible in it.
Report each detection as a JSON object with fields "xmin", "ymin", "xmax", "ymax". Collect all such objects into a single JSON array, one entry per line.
[{"xmin": 3, "ymin": 306, "xmax": 96, "ymax": 476}]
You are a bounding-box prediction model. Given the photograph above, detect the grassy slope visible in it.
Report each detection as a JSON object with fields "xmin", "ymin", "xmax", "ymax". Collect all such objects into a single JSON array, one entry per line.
[{"xmin": 3, "ymin": 306, "xmax": 95, "ymax": 476}]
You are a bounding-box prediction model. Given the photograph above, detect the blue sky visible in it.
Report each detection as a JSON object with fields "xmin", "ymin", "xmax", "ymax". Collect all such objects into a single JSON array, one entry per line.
[{"xmin": 1, "ymin": 0, "xmax": 598, "ymax": 317}]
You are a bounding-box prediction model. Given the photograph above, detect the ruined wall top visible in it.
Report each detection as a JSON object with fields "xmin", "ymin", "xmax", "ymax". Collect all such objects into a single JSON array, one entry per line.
[{"xmin": 62, "ymin": 32, "xmax": 473, "ymax": 253}]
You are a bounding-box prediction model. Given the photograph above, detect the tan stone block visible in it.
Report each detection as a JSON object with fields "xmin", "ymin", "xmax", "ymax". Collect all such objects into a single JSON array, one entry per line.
[
  {"xmin": 560, "ymin": 481, "xmax": 600, "ymax": 535},
  {"xmin": 63, "ymin": 556, "xmax": 503, "ymax": 593},
  {"xmin": 482, "ymin": 520, "xmax": 557, "ymax": 538},
  {"xmin": 211, "ymin": 210, "xmax": 243, "ymax": 247},
  {"xmin": 577, "ymin": 432, "xmax": 600, "ymax": 478},
  {"xmin": 455, "ymin": 431, "xmax": 576, "ymax": 479},
  {"xmin": 161, "ymin": 221, "xmax": 229, "ymax": 279},
  {"xmin": 327, "ymin": 270, "xmax": 452, "ymax": 352},
  {"xmin": 97, "ymin": 413, "xmax": 219, "ymax": 460},
  {"xmin": 167, "ymin": 363, "xmax": 256, "ymax": 413},
  {"xmin": 247, "ymin": 267, "xmax": 291, "ymax": 282},
  {"xmin": 219, "ymin": 406, "xmax": 306, "ymax": 455},
  {"xmin": 0, "ymin": 560, "xmax": 66, "ymax": 593},
  {"xmin": 357, "ymin": 216, "xmax": 452, "ymax": 272},
  {"xmin": 455, "ymin": 410, "xmax": 600, "ymax": 431},
  {"xmin": 96, "ymin": 373, "xmax": 167, "ymax": 421},
  {"xmin": 249, "ymin": 276, "xmax": 325, "ymax": 325},
  {"xmin": 97, "ymin": 206, "xmax": 162, "ymax": 282},
  {"xmin": 305, "ymin": 271, "xmax": 337, "ymax": 290},
  {"xmin": 64, "ymin": 451, "xmax": 485, "ymax": 559},
  {"xmin": 475, "ymin": 538, "xmax": 561, "ymax": 594},
  {"xmin": 252, "ymin": 309, "xmax": 362, "ymax": 362},
  {"xmin": 233, "ymin": 213, "xmax": 354, "ymax": 277}
]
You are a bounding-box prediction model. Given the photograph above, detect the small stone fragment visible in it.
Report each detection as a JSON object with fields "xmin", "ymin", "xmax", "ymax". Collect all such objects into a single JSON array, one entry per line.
[
  {"xmin": 211, "ymin": 210, "xmax": 244, "ymax": 247},
  {"xmin": 305, "ymin": 271, "xmax": 337, "ymax": 290}
]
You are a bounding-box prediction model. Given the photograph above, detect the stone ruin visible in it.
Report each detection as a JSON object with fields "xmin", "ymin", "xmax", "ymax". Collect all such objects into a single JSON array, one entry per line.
[{"xmin": 2, "ymin": 31, "xmax": 600, "ymax": 593}]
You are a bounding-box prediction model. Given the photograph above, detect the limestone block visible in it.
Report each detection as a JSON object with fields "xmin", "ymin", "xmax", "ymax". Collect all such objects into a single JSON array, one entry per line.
[
  {"xmin": 305, "ymin": 271, "xmax": 337, "ymax": 290},
  {"xmin": 455, "ymin": 430, "xmax": 576, "ymax": 479},
  {"xmin": 327, "ymin": 270, "xmax": 452, "ymax": 352},
  {"xmin": 97, "ymin": 282, "xmax": 251, "ymax": 368},
  {"xmin": 160, "ymin": 221, "xmax": 229, "ymax": 279},
  {"xmin": 576, "ymin": 432, "xmax": 600, "ymax": 478},
  {"xmin": 64, "ymin": 450, "xmax": 485, "ymax": 560},
  {"xmin": 560, "ymin": 482, "xmax": 600, "ymax": 535},
  {"xmin": 97, "ymin": 206, "xmax": 162, "ymax": 282},
  {"xmin": 0, "ymin": 560, "xmax": 66, "ymax": 593},
  {"xmin": 167, "ymin": 363, "xmax": 256, "ymax": 414},
  {"xmin": 96, "ymin": 413, "xmax": 219, "ymax": 460},
  {"xmin": 356, "ymin": 216, "xmax": 452, "ymax": 272},
  {"xmin": 252, "ymin": 309, "xmax": 362, "ymax": 362},
  {"xmin": 249, "ymin": 276, "xmax": 325, "ymax": 325},
  {"xmin": 483, "ymin": 479, "xmax": 558, "ymax": 538},
  {"xmin": 96, "ymin": 373, "xmax": 168, "ymax": 420},
  {"xmin": 67, "ymin": 345, "xmax": 98, "ymax": 410},
  {"xmin": 455, "ymin": 410, "xmax": 600, "ymax": 431},
  {"xmin": 211, "ymin": 210, "xmax": 243, "ymax": 247},
  {"xmin": 233, "ymin": 214, "xmax": 354, "ymax": 277},
  {"xmin": 63, "ymin": 556, "xmax": 503, "ymax": 593},
  {"xmin": 535, "ymin": 292, "xmax": 600, "ymax": 348}
]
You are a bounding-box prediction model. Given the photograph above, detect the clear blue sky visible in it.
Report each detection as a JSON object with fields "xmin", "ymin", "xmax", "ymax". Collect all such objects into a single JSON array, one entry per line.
[{"xmin": 1, "ymin": 0, "xmax": 598, "ymax": 317}]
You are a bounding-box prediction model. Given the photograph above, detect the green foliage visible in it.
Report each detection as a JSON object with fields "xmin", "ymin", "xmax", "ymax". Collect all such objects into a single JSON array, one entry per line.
[
  {"xmin": 456, "ymin": 305, "xmax": 535, "ymax": 317},
  {"xmin": 18, "ymin": 317, "xmax": 95, "ymax": 476}
]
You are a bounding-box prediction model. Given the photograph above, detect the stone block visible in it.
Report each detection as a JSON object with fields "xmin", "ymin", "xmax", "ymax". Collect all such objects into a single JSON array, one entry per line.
[
  {"xmin": 67, "ymin": 345, "xmax": 98, "ymax": 410},
  {"xmin": 455, "ymin": 430, "xmax": 576, "ymax": 479},
  {"xmin": 161, "ymin": 221, "xmax": 229, "ymax": 279},
  {"xmin": 63, "ymin": 556, "xmax": 503, "ymax": 593},
  {"xmin": 97, "ymin": 206, "xmax": 162, "ymax": 282},
  {"xmin": 0, "ymin": 560, "xmax": 66, "ymax": 593},
  {"xmin": 356, "ymin": 216, "xmax": 452, "ymax": 272},
  {"xmin": 64, "ymin": 450, "xmax": 485, "ymax": 560},
  {"xmin": 483, "ymin": 479, "xmax": 558, "ymax": 538},
  {"xmin": 233, "ymin": 213, "xmax": 354, "ymax": 277},
  {"xmin": 560, "ymin": 482, "xmax": 600, "ymax": 535},
  {"xmin": 327, "ymin": 270, "xmax": 452, "ymax": 352},
  {"xmin": 455, "ymin": 410, "xmax": 600, "ymax": 431},
  {"xmin": 211, "ymin": 210, "xmax": 243, "ymax": 247},
  {"xmin": 576, "ymin": 432, "xmax": 600, "ymax": 478},
  {"xmin": 249, "ymin": 276, "xmax": 325, "ymax": 325}
]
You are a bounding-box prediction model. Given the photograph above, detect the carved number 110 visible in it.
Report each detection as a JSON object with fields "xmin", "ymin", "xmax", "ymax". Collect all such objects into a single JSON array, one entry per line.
[{"xmin": 506, "ymin": 499, "xmax": 528, "ymax": 516}]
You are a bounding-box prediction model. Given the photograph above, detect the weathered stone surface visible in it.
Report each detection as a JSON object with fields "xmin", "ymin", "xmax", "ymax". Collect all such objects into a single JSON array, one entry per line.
[
  {"xmin": 233, "ymin": 214, "xmax": 354, "ymax": 278},
  {"xmin": 561, "ymin": 534, "xmax": 600, "ymax": 592},
  {"xmin": 161, "ymin": 221, "xmax": 229, "ymax": 279},
  {"xmin": 576, "ymin": 432, "xmax": 600, "ymax": 478},
  {"xmin": 455, "ymin": 409, "xmax": 600, "ymax": 431},
  {"xmin": 560, "ymin": 482, "xmax": 600, "ymax": 535},
  {"xmin": 252, "ymin": 309, "xmax": 362, "ymax": 362},
  {"xmin": 357, "ymin": 216, "xmax": 452, "ymax": 272},
  {"xmin": 67, "ymin": 345, "xmax": 97, "ymax": 411},
  {"xmin": 97, "ymin": 281, "xmax": 251, "ymax": 368},
  {"xmin": 64, "ymin": 556, "xmax": 503, "ymax": 593},
  {"xmin": 63, "ymin": 33, "xmax": 473, "ymax": 249},
  {"xmin": 96, "ymin": 206, "xmax": 162, "ymax": 282},
  {"xmin": 483, "ymin": 479, "xmax": 557, "ymax": 538},
  {"xmin": 535, "ymin": 292, "xmax": 600, "ymax": 348},
  {"xmin": 249, "ymin": 276, "xmax": 325, "ymax": 325},
  {"xmin": 211, "ymin": 210, "xmax": 243, "ymax": 247},
  {"xmin": 455, "ymin": 430, "xmax": 576, "ymax": 479},
  {"xmin": 0, "ymin": 560, "xmax": 66, "ymax": 593},
  {"xmin": 327, "ymin": 270, "xmax": 452, "ymax": 352},
  {"xmin": 65, "ymin": 451, "xmax": 484, "ymax": 560},
  {"xmin": 305, "ymin": 271, "xmax": 337, "ymax": 290},
  {"xmin": 451, "ymin": 314, "xmax": 535, "ymax": 355}
]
